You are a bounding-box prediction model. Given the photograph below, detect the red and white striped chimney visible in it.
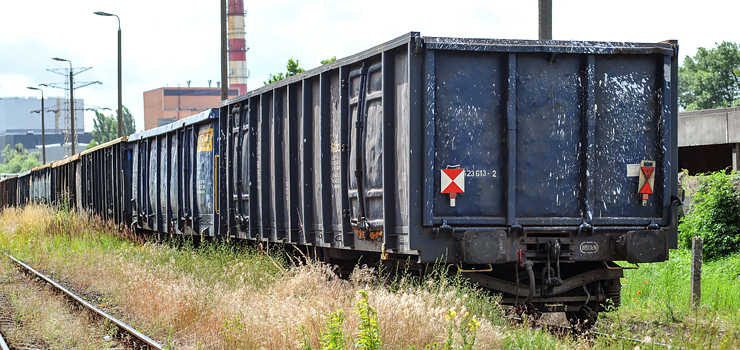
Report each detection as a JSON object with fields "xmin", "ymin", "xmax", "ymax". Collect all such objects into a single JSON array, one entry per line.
[{"xmin": 227, "ymin": 0, "xmax": 248, "ymax": 95}]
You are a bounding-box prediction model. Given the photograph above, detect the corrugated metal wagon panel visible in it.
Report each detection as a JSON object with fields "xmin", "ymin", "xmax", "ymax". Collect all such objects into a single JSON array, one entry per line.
[
  {"xmin": 30, "ymin": 164, "xmax": 54, "ymax": 205},
  {"xmin": 421, "ymin": 38, "xmax": 677, "ymax": 262},
  {"xmin": 16, "ymin": 171, "xmax": 31, "ymax": 206},
  {"xmin": 195, "ymin": 121, "xmax": 218, "ymax": 235},
  {"xmin": 0, "ymin": 179, "xmax": 5, "ymax": 208},
  {"xmin": 52, "ymin": 154, "xmax": 79, "ymax": 209},
  {"xmin": 425, "ymin": 51, "xmax": 672, "ymax": 223},
  {"xmin": 0, "ymin": 176, "xmax": 18, "ymax": 210},
  {"xmin": 129, "ymin": 109, "xmax": 220, "ymax": 236},
  {"xmin": 79, "ymin": 138, "xmax": 132, "ymax": 226},
  {"xmin": 221, "ymin": 33, "xmax": 420, "ymax": 252}
]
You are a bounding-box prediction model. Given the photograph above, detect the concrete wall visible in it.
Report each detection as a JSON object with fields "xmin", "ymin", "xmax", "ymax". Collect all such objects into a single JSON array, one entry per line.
[
  {"xmin": 678, "ymin": 107, "xmax": 740, "ymax": 174},
  {"xmin": 678, "ymin": 107, "xmax": 740, "ymax": 147}
]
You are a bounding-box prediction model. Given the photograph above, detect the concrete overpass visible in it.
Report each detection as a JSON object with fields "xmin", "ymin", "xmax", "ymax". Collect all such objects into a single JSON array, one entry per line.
[{"xmin": 679, "ymin": 107, "xmax": 740, "ymax": 174}]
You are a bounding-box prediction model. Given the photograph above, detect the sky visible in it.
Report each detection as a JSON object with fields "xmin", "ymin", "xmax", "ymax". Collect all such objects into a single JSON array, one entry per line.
[{"xmin": 1, "ymin": 0, "xmax": 739, "ymax": 133}]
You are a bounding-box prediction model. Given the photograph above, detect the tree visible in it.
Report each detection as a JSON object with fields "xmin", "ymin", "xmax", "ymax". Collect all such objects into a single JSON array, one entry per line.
[
  {"xmin": 264, "ymin": 58, "xmax": 306, "ymax": 85},
  {"xmin": 85, "ymin": 140, "xmax": 98, "ymax": 151},
  {"xmin": 0, "ymin": 143, "xmax": 41, "ymax": 173},
  {"xmin": 263, "ymin": 57, "xmax": 336, "ymax": 86},
  {"xmin": 321, "ymin": 56, "xmax": 337, "ymax": 65},
  {"xmin": 91, "ymin": 106, "xmax": 137, "ymax": 144},
  {"xmin": 286, "ymin": 58, "xmax": 305, "ymax": 77},
  {"xmin": 679, "ymin": 41, "xmax": 740, "ymax": 111},
  {"xmin": 264, "ymin": 71, "xmax": 285, "ymax": 85},
  {"xmin": 121, "ymin": 106, "xmax": 137, "ymax": 136},
  {"xmin": 92, "ymin": 110, "xmax": 116, "ymax": 144}
]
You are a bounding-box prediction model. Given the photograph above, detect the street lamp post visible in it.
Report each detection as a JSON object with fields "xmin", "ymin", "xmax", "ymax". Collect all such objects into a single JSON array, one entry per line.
[
  {"xmin": 52, "ymin": 57, "xmax": 76, "ymax": 154},
  {"xmin": 539, "ymin": 0, "xmax": 552, "ymax": 40},
  {"xmin": 26, "ymin": 86, "xmax": 46, "ymax": 164},
  {"xmin": 94, "ymin": 11, "xmax": 122, "ymax": 137}
]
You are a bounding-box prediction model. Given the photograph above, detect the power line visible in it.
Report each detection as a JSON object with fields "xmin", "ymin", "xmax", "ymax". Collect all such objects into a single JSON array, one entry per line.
[{"xmin": 41, "ymin": 66, "xmax": 98, "ymax": 156}]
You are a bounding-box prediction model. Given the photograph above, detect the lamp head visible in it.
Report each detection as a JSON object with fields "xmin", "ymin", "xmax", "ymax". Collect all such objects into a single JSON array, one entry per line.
[
  {"xmin": 27, "ymin": 87, "xmax": 40, "ymax": 91},
  {"xmin": 94, "ymin": 11, "xmax": 114, "ymax": 16},
  {"xmin": 52, "ymin": 57, "xmax": 68, "ymax": 62}
]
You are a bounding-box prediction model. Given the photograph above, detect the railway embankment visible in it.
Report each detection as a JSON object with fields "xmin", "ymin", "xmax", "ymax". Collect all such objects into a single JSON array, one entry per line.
[{"xmin": 0, "ymin": 204, "xmax": 737, "ymax": 349}]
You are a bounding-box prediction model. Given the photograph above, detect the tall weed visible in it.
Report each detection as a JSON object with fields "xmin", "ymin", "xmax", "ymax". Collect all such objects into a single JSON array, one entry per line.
[{"xmin": 354, "ymin": 289, "xmax": 382, "ymax": 350}]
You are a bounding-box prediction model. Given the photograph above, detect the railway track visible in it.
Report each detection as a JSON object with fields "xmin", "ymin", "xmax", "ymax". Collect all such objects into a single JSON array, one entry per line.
[
  {"xmin": 7, "ymin": 254, "xmax": 162, "ymax": 350},
  {"xmin": 508, "ymin": 315, "xmax": 685, "ymax": 349},
  {"xmin": 0, "ymin": 332, "xmax": 8, "ymax": 350},
  {"xmin": 0, "ymin": 293, "xmax": 10, "ymax": 350}
]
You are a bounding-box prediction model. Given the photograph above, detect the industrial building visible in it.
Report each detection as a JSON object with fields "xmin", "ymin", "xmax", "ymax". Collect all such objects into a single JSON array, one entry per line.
[
  {"xmin": 0, "ymin": 96, "xmax": 83, "ymax": 136},
  {"xmin": 0, "ymin": 96, "xmax": 92, "ymax": 164}
]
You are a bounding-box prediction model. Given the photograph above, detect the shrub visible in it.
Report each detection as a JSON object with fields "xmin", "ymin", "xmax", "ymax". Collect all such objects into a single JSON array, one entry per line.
[{"xmin": 679, "ymin": 171, "xmax": 740, "ymax": 260}]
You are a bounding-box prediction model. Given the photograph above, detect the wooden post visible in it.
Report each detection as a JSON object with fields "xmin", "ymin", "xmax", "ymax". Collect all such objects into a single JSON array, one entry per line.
[{"xmin": 691, "ymin": 236, "xmax": 702, "ymax": 307}]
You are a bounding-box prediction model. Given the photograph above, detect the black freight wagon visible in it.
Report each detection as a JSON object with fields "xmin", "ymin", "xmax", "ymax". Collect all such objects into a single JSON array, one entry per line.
[
  {"xmin": 0, "ymin": 176, "xmax": 18, "ymax": 210},
  {"xmin": 52, "ymin": 154, "xmax": 79, "ymax": 209},
  {"xmin": 220, "ymin": 32, "xmax": 679, "ymax": 314},
  {"xmin": 79, "ymin": 138, "xmax": 132, "ymax": 226},
  {"xmin": 129, "ymin": 109, "xmax": 221, "ymax": 237},
  {"xmin": 16, "ymin": 171, "xmax": 31, "ymax": 207},
  {"xmin": 30, "ymin": 164, "xmax": 54, "ymax": 205}
]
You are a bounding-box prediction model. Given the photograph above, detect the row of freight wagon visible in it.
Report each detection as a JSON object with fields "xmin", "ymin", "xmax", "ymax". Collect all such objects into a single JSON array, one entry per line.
[
  {"xmin": 0, "ymin": 32, "xmax": 679, "ymax": 314},
  {"xmin": 0, "ymin": 110, "xmax": 217, "ymax": 237}
]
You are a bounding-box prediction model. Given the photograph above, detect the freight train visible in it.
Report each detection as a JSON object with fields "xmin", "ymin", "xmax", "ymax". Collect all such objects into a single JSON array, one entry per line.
[{"xmin": 0, "ymin": 32, "xmax": 679, "ymax": 321}]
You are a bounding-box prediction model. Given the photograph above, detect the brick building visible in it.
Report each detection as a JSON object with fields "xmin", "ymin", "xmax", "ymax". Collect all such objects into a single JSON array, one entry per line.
[{"xmin": 143, "ymin": 87, "xmax": 239, "ymax": 130}]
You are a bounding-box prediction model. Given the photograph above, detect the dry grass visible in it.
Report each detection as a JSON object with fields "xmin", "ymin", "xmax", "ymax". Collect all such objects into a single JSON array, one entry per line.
[{"xmin": 0, "ymin": 205, "xmax": 509, "ymax": 349}]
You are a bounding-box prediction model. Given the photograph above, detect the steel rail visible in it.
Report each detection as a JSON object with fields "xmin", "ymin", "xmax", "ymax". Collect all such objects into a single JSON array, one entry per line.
[
  {"xmin": 507, "ymin": 315, "xmax": 686, "ymax": 349},
  {"xmin": 7, "ymin": 255, "xmax": 162, "ymax": 350},
  {"xmin": 589, "ymin": 330, "xmax": 684, "ymax": 349},
  {"xmin": 0, "ymin": 331, "xmax": 8, "ymax": 350}
]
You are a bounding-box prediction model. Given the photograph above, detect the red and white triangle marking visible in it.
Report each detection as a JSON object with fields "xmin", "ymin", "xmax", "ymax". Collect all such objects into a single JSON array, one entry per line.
[
  {"xmin": 441, "ymin": 169, "xmax": 465, "ymax": 194},
  {"xmin": 639, "ymin": 167, "xmax": 654, "ymax": 194},
  {"xmin": 639, "ymin": 166, "xmax": 654, "ymax": 194}
]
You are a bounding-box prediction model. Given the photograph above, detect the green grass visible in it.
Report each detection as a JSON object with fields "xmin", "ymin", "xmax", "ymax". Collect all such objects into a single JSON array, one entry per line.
[
  {"xmin": 618, "ymin": 249, "xmax": 740, "ymax": 322},
  {"xmin": 503, "ymin": 326, "xmax": 571, "ymax": 350},
  {"xmin": 592, "ymin": 249, "xmax": 740, "ymax": 349},
  {"xmin": 0, "ymin": 205, "xmax": 285, "ymax": 292},
  {"xmin": 116, "ymin": 236, "xmax": 286, "ymax": 290}
]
